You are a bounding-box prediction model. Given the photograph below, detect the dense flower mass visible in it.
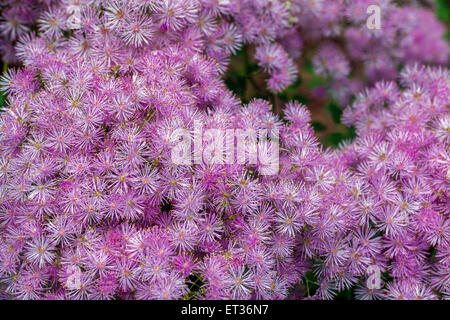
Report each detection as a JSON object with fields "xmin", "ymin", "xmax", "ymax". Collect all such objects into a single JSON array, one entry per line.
[
  {"xmin": 340, "ymin": 65, "xmax": 450, "ymax": 299},
  {"xmin": 298, "ymin": 0, "xmax": 450, "ymax": 104},
  {"xmin": 0, "ymin": 27, "xmax": 347, "ymax": 299},
  {"xmin": 0, "ymin": 0, "xmax": 449, "ymax": 300},
  {"xmin": 0, "ymin": 0, "xmax": 58, "ymax": 65},
  {"xmin": 1, "ymin": 0, "xmax": 448, "ymax": 96},
  {"xmin": 0, "ymin": 0, "xmax": 298, "ymax": 92}
]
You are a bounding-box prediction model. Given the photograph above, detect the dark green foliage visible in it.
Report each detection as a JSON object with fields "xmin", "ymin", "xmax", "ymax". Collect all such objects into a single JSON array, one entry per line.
[
  {"xmin": 435, "ymin": 0, "xmax": 450, "ymax": 22},
  {"xmin": 310, "ymin": 121, "xmax": 326, "ymax": 132},
  {"xmin": 326, "ymin": 102, "xmax": 343, "ymax": 124},
  {"xmin": 323, "ymin": 126, "xmax": 356, "ymax": 148}
]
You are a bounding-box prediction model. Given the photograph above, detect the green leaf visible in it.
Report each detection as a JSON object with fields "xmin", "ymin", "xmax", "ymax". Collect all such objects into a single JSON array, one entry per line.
[
  {"xmin": 310, "ymin": 121, "xmax": 326, "ymax": 132},
  {"xmin": 304, "ymin": 59, "xmax": 314, "ymax": 74},
  {"xmin": 435, "ymin": 0, "xmax": 450, "ymax": 22},
  {"xmin": 323, "ymin": 125, "xmax": 356, "ymax": 148},
  {"xmin": 302, "ymin": 271, "xmax": 319, "ymax": 297},
  {"xmin": 277, "ymin": 92, "xmax": 289, "ymax": 102},
  {"xmin": 335, "ymin": 287, "xmax": 353, "ymax": 300},
  {"xmin": 291, "ymin": 94, "xmax": 308, "ymax": 104},
  {"xmin": 324, "ymin": 132, "xmax": 345, "ymax": 147},
  {"xmin": 326, "ymin": 102, "xmax": 343, "ymax": 124},
  {"xmin": 225, "ymin": 74, "xmax": 247, "ymax": 98},
  {"xmin": 283, "ymin": 77, "xmax": 302, "ymax": 93},
  {"xmin": 308, "ymin": 77, "xmax": 327, "ymax": 89}
]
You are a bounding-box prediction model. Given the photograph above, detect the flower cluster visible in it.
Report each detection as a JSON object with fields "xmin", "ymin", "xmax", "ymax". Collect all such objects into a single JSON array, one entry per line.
[
  {"xmin": 292, "ymin": 0, "xmax": 450, "ymax": 104},
  {"xmin": 0, "ymin": 0, "xmax": 57, "ymax": 65},
  {"xmin": 340, "ymin": 65, "xmax": 450, "ymax": 299},
  {"xmin": 0, "ymin": 0, "xmax": 448, "ymax": 301},
  {"xmin": 0, "ymin": 0, "xmax": 298, "ymax": 92},
  {"xmin": 0, "ymin": 2, "xmax": 332, "ymax": 299},
  {"xmin": 3, "ymin": 0, "xmax": 447, "ymax": 98}
]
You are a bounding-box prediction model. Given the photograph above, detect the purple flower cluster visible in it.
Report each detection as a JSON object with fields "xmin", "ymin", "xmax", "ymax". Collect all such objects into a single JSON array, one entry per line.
[
  {"xmin": 0, "ymin": 1, "xmax": 448, "ymax": 300},
  {"xmin": 295, "ymin": 0, "xmax": 450, "ymax": 104},
  {"xmin": 0, "ymin": 0, "xmax": 298, "ymax": 92},
  {"xmin": 0, "ymin": 34, "xmax": 340, "ymax": 299},
  {"xmin": 340, "ymin": 65, "xmax": 450, "ymax": 299},
  {"xmin": 3, "ymin": 0, "xmax": 447, "ymax": 97},
  {"xmin": 0, "ymin": 0, "xmax": 57, "ymax": 65}
]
